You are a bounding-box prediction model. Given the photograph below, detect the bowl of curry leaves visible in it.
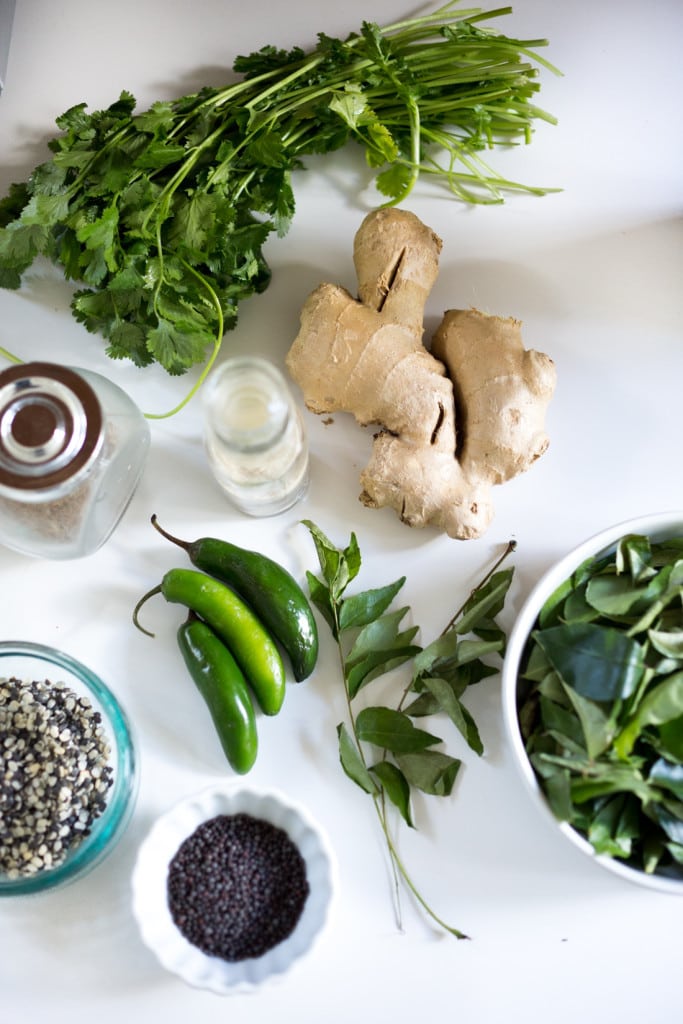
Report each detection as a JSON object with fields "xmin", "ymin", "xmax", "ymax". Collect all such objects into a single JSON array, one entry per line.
[{"xmin": 502, "ymin": 512, "xmax": 683, "ymax": 892}]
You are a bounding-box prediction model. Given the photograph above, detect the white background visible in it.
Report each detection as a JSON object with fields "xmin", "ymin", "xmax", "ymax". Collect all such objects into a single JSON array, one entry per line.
[{"xmin": 1, "ymin": 1, "xmax": 682, "ymax": 1020}]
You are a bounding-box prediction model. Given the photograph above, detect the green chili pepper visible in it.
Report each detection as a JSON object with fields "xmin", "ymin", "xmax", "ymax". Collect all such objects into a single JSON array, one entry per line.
[
  {"xmin": 134, "ymin": 567, "xmax": 286, "ymax": 715},
  {"xmin": 177, "ymin": 612, "xmax": 258, "ymax": 774},
  {"xmin": 150, "ymin": 515, "xmax": 319, "ymax": 682}
]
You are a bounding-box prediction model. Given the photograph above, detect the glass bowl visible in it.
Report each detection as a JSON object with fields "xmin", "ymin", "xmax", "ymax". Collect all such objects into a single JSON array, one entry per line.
[
  {"xmin": 131, "ymin": 783, "xmax": 337, "ymax": 994},
  {"xmin": 501, "ymin": 511, "xmax": 683, "ymax": 894},
  {"xmin": 0, "ymin": 640, "xmax": 138, "ymax": 896}
]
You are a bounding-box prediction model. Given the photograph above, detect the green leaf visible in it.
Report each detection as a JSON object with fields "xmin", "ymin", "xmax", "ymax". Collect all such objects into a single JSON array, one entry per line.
[
  {"xmin": 627, "ymin": 560, "xmax": 683, "ymax": 634},
  {"xmin": 106, "ymin": 321, "xmax": 147, "ymax": 362},
  {"xmin": 395, "ymin": 750, "xmax": 461, "ymax": 797},
  {"xmin": 135, "ymin": 142, "xmax": 187, "ymax": 170},
  {"xmin": 616, "ymin": 533, "xmax": 656, "ymax": 582},
  {"xmin": 453, "ymin": 568, "xmax": 514, "ymax": 637},
  {"xmin": 648, "ymin": 628, "xmax": 683, "ymax": 659},
  {"xmin": 585, "ymin": 574, "xmax": 646, "ymax": 616},
  {"xmin": 542, "ymin": 765, "xmax": 573, "ymax": 821},
  {"xmin": 0, "ymin": 221, "xmax": 50, "ymax": 271},
  {"xmin": 534, "ymin": 622, "xmax": 645, "ymax": 702},
  {"xmin": 167, "ymin": 190, "xmax": 220, "ymax": 253},
  {"xmin": 615, "ymin": 671, "xmax": 683, "ymax": 759},
  {"xmin": 374, "ymin": 163, "xmax": 415, "ymax": 202},
  {"xmin": 560, "ymin": 682, "xmax": 614, "ymax": 760},
  {"xmin": 328, "ymin": 83, "xmax": 369, "ymax": 128},
  {"xmin": 339, "ymin": 577, "xmax": 406, "ymax": 631},
  {"xmin": 0, "ymin": 181, "xmax": 30, "ymax": 226},
  {"xmin": 660, "ymin": 714, "xmax": 683, "ymax": 762},
  {"xmin": 337, "ymin": 722, "xmax": 378, "ymax": 795},
  {"xmin": 0, "ymin": 265, "xmax": 22, "ymax": 288},
  {"xmin": 346, "ymin": 640, "xmax": 420, "ymax": 699},
  {"xmin": 419, "ymin": 676, "xmax": 483, "ymax": 755},
  {"xmin": 569, "ymin": 762, "xmax": 654, "ymax": 805},
  {"xmin": 651, "ymin": 804, "xmax": 683, "ymax": 846},
  {"xmin": 302, "ymin": 520, "xmax": 359, "ymax": 598},
  {"xmin": 23, "ymin": 192, "xmax": 71, "ymax": 226},
  {"xmin": 347, "ymin": 607, "xmax": 410, "ymax": 663},
  {"xmin": 649, "ymin": 758, "xmax": 683, "ymax": 800},
  {"xmin": 364, "ymin": 121, "xmax": 399, "ymax": 166},
  {"xmin": 135, "ymin": 100, "xmax": 175, "ymax": 134},
  {"xmin": 356, "ymin": 707, "xmax": 441, "ymax": 754},
  {"xmin": 538, "ymin": 694, "xmax": 585, "ymax": 751},
  {"xmin": 414, "ymin": 632, "xmax": 502, "ymax": 680},
  {"xmin": 305, "ymin": 570, "xmax": 336, "ymax": 635},
  {"xmin": 370, "ymin": 761, "xmax": 414, "ymax": 827},
  {"xmin": 563, "ymin": 583, "xmax": 600, "ymax": 623},
  {"xmin": 538, "ymin": 575, "xmax": 573, "ymax": 628},
  {"xmin": 75, "ymin": 203, "xmax": 119, "ymax": 272},
  {"xmin": 665, "ymin": 842, "xmax": 683, "ymax": 865},
  {"xmin": 146, "ymin": 317, "xmax": 211, "ymax": 374},
  {"xmin": 587, "ymin": 794, "xmax": 640, "ymax": 859}
]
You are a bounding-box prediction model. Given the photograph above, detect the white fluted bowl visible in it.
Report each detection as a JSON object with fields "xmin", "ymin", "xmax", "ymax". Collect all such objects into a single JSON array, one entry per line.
[{"xmin": 131, "ymin": 783, "xmax": 337, "ymax": 993}]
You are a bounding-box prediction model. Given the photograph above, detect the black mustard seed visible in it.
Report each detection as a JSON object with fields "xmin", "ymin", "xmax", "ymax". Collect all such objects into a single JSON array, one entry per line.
[{"xmin": 167, "ymin": 813, "xmax": 310, "ymax": 961}]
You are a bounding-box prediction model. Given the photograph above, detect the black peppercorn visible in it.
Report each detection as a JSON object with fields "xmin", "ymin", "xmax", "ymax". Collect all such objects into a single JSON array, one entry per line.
[{"xmin": 167, "ymin": 813, "xmax": 309, "ymax": 961}]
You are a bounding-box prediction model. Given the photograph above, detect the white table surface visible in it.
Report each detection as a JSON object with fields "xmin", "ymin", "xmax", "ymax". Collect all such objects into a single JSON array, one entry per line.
[{"xmin": 1, "ymin": 1, "xmax": 682, "ymax": 1020}]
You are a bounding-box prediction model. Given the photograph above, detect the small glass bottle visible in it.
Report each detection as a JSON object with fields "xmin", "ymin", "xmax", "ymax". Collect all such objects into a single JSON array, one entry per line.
[
  {"xmin": 202, "ymin": 356, "xmax": 310, "ymax": 517},
  {"xmin": 0, "ymin": 361, "xmax": 150, "ymax": 559}
]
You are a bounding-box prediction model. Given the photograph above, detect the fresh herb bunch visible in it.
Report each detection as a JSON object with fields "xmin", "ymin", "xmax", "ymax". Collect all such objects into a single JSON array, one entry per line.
[
  {"xmin": 519, "ymin": 532, "xmax": 683, "ymax": 877},
  {"xmin": 0, "ymin": 3, "xmax": 559, "ymax": 416},
  {"xmin": 303, "ymin": 520, "xmax": 515, "ymax": 936}
]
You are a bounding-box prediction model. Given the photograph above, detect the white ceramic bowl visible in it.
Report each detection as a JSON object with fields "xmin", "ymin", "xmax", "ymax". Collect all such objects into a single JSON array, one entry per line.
[
  {"xmin": 501, "ymin": 511, "xmax": 683, "ymax": 894},
  {"xmin": 131, "ymin": 784, "xmax": 337, "ymax": 993}
]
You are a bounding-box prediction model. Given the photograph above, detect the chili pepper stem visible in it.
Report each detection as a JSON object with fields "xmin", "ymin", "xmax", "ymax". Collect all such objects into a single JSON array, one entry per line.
[
  {"xmin": 150, "ymin": 513, "xmax": 191, "ymax": 553},
  {"xmin": 132, "ymin": 584, "xmax": 164, "ymax": 637}
]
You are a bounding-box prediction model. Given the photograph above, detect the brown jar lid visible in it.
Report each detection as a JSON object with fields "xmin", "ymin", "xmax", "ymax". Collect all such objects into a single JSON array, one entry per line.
[{"xmin": 0, "ymin": 362, "xmax": 103, "ymax": 491}]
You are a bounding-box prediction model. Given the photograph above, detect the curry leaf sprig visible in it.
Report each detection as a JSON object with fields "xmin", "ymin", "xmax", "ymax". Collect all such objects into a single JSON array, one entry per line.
[
  {"xmin": 518, "ymin": 532, "xmax": 683, "ymax": 877},
  {"xmin": 303, "ymin": 520, "xmax": 515, "ymax": 936},
  {"xmin": 0, "ymin": 2, "xmax": 559, "ymax": 416}
]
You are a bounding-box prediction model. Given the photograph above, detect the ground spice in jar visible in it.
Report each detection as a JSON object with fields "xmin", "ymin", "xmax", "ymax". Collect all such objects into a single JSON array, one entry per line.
[
  {"xmin": 167, "ymin": 813, "xmax": 310, "ymax": 961},
  {"xmin": 0, "ymin": 676, "xmax": 114, "ymax": 878}
]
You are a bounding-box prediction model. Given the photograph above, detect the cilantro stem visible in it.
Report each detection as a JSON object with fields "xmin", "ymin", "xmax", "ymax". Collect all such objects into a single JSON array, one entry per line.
[
  {"xmin": 0, "ymin": 345, "xmax": 22, "ymax": 365},
  {"xmin": 144, "ymin": 259, "xmax": 224, "ymax": 420}
]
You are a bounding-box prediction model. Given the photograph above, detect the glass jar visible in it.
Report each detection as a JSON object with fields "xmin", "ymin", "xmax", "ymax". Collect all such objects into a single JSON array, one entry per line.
[
  {"xmin": 202, "ymin": 356, "xmax": 309, "ymax": 517},
  {"xmin": 0, "ymin": 361, "xmax": 150, "ymax": 559}
]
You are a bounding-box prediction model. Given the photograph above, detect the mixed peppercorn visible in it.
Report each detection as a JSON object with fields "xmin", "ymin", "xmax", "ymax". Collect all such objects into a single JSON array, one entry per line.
[{"xmin": 0, "ymin": 676, "xmax": 113, "ymax": 878}]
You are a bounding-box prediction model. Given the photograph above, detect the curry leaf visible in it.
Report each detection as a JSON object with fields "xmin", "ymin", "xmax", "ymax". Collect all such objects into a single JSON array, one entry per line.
[
  {"xmin": 615, "ymin": 671, "xmax": 683, "ymax": 759},
  {"xmin": 370, "ymin": 761, "xmax": 414, "ymax": 827},
  {"xmin": 337, "ymin": 723, "xmax": 378, "ymax": 795},
  {"xmin": 339, "ymin": 577, "xmax": 406, "ymax": 630},
  {"xmin": 356, "ymin": 707, "xmax": 441, "ymax": 754},
  {"xmin": 649, "ymin": 758, "xmax": 683, "ymax": 800},
  {"xmin": 560, "ymin": 682, "xmax": 614, "ymax": 760},
  {"xmin": 534, "ymin": 622, "xmax": 645, "ymax": 702},
  {"xmin": 396, "ymin": 750, "xmax": 462, "ymax": 797},
  {"xmin": 418, "ymin": 676, "xmax": 483, "ymax": 755}
]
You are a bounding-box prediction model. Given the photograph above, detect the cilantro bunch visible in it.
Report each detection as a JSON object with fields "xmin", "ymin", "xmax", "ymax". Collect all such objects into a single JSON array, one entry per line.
[{"xmin": 0, "ymin": 2, "xmax": 558, "ymax": 416}]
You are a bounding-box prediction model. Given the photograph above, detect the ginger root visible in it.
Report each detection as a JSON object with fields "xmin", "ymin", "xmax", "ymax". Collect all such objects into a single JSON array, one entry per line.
[{"xmin": 285, "ymin": 208, "xmax": 556, "ymax": 540}]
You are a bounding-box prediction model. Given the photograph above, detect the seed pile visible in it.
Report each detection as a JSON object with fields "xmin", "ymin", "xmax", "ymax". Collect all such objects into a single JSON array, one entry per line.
[
  {"xmin": 0, "ymin": 676, "xmax": 114, "ymax": 879},
  {"xmin": 167, "ymin": 813, "xmax": 310, "ymax": 961}
]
